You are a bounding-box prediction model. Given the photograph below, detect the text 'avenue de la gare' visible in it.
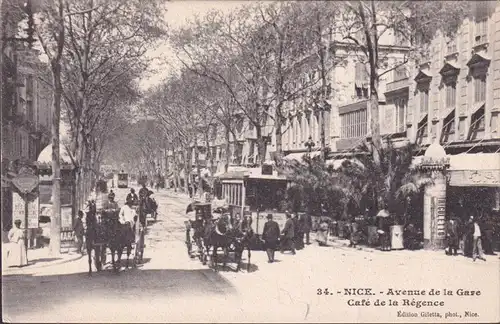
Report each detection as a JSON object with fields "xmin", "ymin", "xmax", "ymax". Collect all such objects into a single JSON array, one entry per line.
[{"xmin": 316, "ymin": 288, "xmax": 483, "ymax": 308}]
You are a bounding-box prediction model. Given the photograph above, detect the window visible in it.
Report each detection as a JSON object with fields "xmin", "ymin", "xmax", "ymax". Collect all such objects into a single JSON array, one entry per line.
[
  {"xmin": 395, "ymin": 98, "xmax": 407, "ymax": 133},
  {"xmin": 211, "ymin": 124, "xmax": 217, "ymax": 141},
  {"xmin": 419, "ymin": 88, "xmax": 429, "ymax": 113},
  {"xmin": 475, "ymin": 18, "xmax": 488, "ymax": 44},
  {"xmin": 355, "ymin": 62, "xmax": 369, "ymax": 99},
  {"xmin": 469, "ymin": 106, "xmax": 485, "ymax": 140},
  {"xmin": 441, "ymin": 112, "xmax": 455, "ymax": 143},
  {"xmin": 474, "ymin": 75, "xmax": 486, "ymax": 103},
  {"xmin": 445, "ymin": 82, "xmax": 457, "ymax": 108},
  {"xmin": 27, "ymin": 100, "xmax": 34, "ymax": 122},
  {"xmin": 340, "ymin": 109, "xmax": 367, "ymax": 138},
  {"xmin": 26, "ymin": 75, "xmax": 34, "ymax": 97},
  {"xmin": 416, "ymin": 116, "xmax": 428, "ymax": 145},
  {"xmin": 394, "ymin": 66, "xmax": 408, "ymax": 81},
  {"xmin": 446, "ymin": 38, "xmax": 457, "ymax": 54}
]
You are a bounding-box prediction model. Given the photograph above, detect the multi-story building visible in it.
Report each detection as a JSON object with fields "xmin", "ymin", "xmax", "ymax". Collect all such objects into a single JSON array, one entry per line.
[
  {"xmin": 1, "ymin": 1, "xmax": 52, "ymax": 236},
  {"xmin": 409, "ymin": 1, "xmax": 500, "ymax": 249}
]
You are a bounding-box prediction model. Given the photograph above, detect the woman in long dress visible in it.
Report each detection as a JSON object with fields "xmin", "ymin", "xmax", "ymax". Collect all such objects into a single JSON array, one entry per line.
[{"xmin": 8, "ymin": 219, "xmax": 28, "ymax": 267}]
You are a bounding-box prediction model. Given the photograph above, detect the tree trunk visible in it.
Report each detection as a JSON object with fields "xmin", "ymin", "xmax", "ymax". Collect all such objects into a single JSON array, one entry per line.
[
  {"xmin": 183, "ymin": 149, "xmax": 189, "ymax": 194},
  {"xmin": 172, "ymin": 147, "xmax": 179, "ymax": 192},
  {"xmin": 224, "ymin": 125, "xmax": 230, "ymax": 173},
  {"xmin": 194, "ymin": 136, "xmax": 202, "ymax": 199},
  {"xmin": 275, "ymin": 103, "xmax": 283, "ymax": 158},
  {"xmin": 49, "ymin": 64, "xmax": 62, "ymax": 256},
  {"xmin": 255, "ymin": 125, "xmax": 267, "ymax": 166}
]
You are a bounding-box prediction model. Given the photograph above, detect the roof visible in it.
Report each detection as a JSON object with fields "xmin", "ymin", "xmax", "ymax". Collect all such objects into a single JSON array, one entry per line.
[
  {"xmin": 217, "ymin": 166, "xmax": 288, "ymax": 181},
  {"xmin": 37, "ymin": 144, "xmax": 73, "ymax": 165}
]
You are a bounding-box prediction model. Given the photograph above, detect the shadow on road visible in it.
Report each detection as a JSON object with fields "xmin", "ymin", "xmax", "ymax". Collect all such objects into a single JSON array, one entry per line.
[
  {"xmin": 28, "ymin": 257, "xmax": 63, "ymax": 266},
  {"xmin": 3, "ymin": 268, "xmax": 237, "ymax": 320}
]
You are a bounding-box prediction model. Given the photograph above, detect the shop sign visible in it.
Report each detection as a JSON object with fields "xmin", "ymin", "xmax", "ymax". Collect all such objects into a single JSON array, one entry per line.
[
  {"xmin": 61, "ymin": 206, "xmax": 73, "ymax": 229},
  {"xmin": 12, "ymin": 192, "xmax": 39, "ymax": 229},
  {"xmin": 449, "ymin": 170, "xmax": 500, "ymax": 187},
  {"xmin": 12, "ymin": 166, "xmax": 39, "ymax": 193}
]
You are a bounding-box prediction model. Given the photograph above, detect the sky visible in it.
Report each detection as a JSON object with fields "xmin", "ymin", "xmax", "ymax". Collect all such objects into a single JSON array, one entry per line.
[{"xmin": 139, "ymin": 0, "xmax": 248, "ymax": 90}]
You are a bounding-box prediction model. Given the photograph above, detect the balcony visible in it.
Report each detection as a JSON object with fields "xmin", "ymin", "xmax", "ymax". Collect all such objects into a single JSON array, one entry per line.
[{"xmin": 385, "ymin": 77, "xmax": 409, "ymax": 94}]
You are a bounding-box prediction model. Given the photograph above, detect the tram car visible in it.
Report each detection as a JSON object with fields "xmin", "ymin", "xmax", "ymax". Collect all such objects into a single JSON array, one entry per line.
[{"xmin": 117, "ymin": 170, "xmax": 129, "ymax": 188}]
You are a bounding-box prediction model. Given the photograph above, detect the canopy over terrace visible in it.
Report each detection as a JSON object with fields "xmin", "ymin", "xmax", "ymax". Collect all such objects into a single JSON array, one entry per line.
[{"xmin": 36, "ymin": 144, "xmax": 75, "ymax": 176}]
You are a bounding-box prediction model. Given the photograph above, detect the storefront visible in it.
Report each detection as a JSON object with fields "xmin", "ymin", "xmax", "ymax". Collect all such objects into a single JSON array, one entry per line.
[{"xmin": 415, "ymin": 146, "xmax": 500, "ymax": 250}]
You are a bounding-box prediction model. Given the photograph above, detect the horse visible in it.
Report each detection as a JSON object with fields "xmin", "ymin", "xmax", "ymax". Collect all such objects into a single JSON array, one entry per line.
[
  {"xmin": 230, "ymin": 227, "xmax": 254, "ymax": 272},
  {"xmin": 200, "ymin": 216, "xmax": 234, "ymax": 271},
  {"xmin": 84, "ymin": 201, "xmax": 105, "ymax": 276},
  {"xmin": 107, "ymin": 217, "xmax": 135, "ymax": 272},
  {"xmin": 138, "ymin": 192, "xmax": 158, "ymax": 225}
]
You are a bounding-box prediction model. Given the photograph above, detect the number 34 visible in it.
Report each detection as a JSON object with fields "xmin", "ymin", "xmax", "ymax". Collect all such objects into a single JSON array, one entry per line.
[{"xmin": 317, "ymin": 288, "xmax": 331, "ymax": 295}]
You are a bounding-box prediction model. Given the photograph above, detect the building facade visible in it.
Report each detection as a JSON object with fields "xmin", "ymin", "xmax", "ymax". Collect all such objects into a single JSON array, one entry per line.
[{"xmin": 1, "ymin": 1, "xmax": 52, "ymax": 237}]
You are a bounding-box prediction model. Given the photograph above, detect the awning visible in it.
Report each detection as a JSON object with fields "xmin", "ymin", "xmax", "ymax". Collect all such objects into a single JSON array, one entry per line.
[
  {"xmin": 326, "ymin": 158, "xmax": 365, "ymax": 170},
  {"xmin": 441, "ymin": 107, "xmax": 455, "ymax": 120},
  {"xmin": 418, "ymin": 113, "xmax": 428, "ymax": 125},
  {"xmin": 414, "ymin": 69, "xmax": 432, "ymax": 82},
  {"xmin": 439, "ymin": 62, "xmax": 460, "ymax": 75},
  {"xmin": 467, "ymin": 52, "xmax": 491, "ymax": 67},
  {"xmin": 283, "ymin": 151, "xmax": 321, "ymax": 162},
  {"xmin": 470, "ymin": 101, "xmax": 485, "ymax": 116}
]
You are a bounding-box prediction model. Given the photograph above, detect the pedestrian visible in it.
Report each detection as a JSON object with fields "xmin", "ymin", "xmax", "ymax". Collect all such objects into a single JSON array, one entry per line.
[
  {"xmin": 241, "ymin": 213, "xmax": 253, "ymax": 233},
  {"xmin": 445, "ymin": 217, "xmax": 459, "ymax": 256},
  {"xmin": 467, "ymin": 216, "xmax": 486, "ymax": 262},
  {"xmin": 348, "ymin": 217, "xmax": 360, "ymax": 248},
  {"xmin": 296, "ymin": 213, "xmax": 305, "ymax": 250},
  {"xmin": 280, "ymin": 212, "xmax": 296, "ymax": 255},
  {"xmin": 377, "ymin": 207, "xmax": 391, "ymax": 251},
  {"xmin": 303, "ymin": 212, "xmax": 312, "ymax": 245},
  {"xmin": 232, "ymin": 213, "xmax": 242, "ymax": 232},
  {"xmin": 188, "ymin": 184, "xmax": 193, "ymax": 198},
  {"xmin": 317, "ymin": 218, "xmax": 329, "ymax": 246},
  {"xmin": 73, "ymin": 211, "xmax": 85, "ymax": 255},
  {"xmin": 7, "ymin": 220, "xmax": 28, "ymax": 267},
  {"xmin": 262, "ymin": 213, "xmax": 280, "ymax": 263},
  {"xmin": 108, "ymin": 190, "xmax": 115, "ymax": 201},
  {"xmin": 481, "ymin": 213, "xmax": 495, "ymax": 255}
]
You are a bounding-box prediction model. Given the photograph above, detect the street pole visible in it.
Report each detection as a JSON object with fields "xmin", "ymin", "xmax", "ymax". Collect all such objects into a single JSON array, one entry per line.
[{"xmin": 24, "ymin": 190, "xmax": 29, "ymax": 256}]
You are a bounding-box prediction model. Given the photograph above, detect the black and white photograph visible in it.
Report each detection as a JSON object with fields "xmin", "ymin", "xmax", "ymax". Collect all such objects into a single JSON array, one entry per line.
[{"xmin": 1, "ymin": 0, "xmax": 499, "ymax": 322}]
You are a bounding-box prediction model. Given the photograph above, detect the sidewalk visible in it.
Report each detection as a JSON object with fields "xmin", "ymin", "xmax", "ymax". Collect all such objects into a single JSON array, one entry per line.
[
  {"xmin": 323, "ymin": 233, "xmax": 500, "ymax": 267},
  {"xmin": 2, "ymin": 246, "xmax": 84, "ymax": 276}
]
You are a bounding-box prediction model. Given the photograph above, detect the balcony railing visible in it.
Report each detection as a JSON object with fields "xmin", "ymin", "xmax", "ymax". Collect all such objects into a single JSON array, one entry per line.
[{"xmin": 385, "ymin": 77, "xmax": 409, "ymax": 93}]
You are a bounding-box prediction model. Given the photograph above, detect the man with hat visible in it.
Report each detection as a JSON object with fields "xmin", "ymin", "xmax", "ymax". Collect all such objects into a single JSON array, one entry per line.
[
  {"xmin": 73, "ymin": 210, "xmax": 85, "ymax": 255},
  {"xmin": 281, "ymin": 212, "xmax": 296, "ymax": 255},
  {"xmin": 103, "ymin": 192, "xmax": 119, "ymax": 218},
  {"xmin": 262, "ymin": 213, "xmax": 280, "ymax": 263},
  {"xmin": 119, "ymin": 198, "xmax": 137, "ymax": 231}
]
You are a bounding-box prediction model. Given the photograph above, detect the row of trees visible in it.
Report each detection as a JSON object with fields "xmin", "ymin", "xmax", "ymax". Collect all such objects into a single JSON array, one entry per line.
[
  {"xmin": 11, "ymin": 0, "xmax": 167, "ymax": 254},
  {"xmin": 141, "ymin": 0, "xmax": 470, "ymax": 201}
]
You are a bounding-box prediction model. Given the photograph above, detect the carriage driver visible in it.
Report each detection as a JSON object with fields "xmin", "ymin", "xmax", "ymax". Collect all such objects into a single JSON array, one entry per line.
[
  {"xmin": 103, "ymin": 193, "xmax": 119, "ymax": 217},
  {"xmin": 119, "ymin": 198, "xmax": 136, "ymax": 230}
]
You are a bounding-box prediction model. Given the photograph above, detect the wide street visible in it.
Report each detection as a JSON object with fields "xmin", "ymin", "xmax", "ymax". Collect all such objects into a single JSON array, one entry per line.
[{"xmin": 2, "ymin": 186, "xmax": 500, "ymax": 323}]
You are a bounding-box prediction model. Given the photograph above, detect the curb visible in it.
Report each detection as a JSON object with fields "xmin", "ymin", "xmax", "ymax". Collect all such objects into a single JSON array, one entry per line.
[{"xmin": 2, "ymin": 253, "xmax": 84, "ymax": 275}]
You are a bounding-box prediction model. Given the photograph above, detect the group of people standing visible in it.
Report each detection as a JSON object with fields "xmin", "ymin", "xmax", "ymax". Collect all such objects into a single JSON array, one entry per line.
[
  {"xmin": 261, "ymin": 211, "xmax": 312, "ymax": 263},
  {"xmin": 445, "ymin": 215, "xmax": 495, "ymax": 261}
]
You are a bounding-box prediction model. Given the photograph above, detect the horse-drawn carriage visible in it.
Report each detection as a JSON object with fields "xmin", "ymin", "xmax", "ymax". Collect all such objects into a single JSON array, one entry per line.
[
  {"xmin": 85, "ymin": 199, "xmax": 145, "ymax": 275},
  {"xmin": 185, "ymin": 201, "xmax": 253, "ymax": 271}
]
